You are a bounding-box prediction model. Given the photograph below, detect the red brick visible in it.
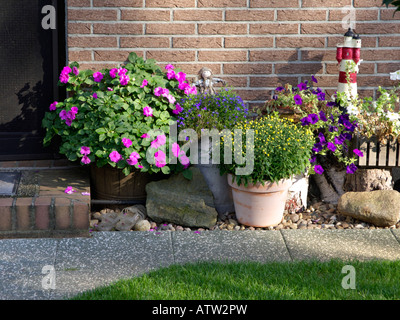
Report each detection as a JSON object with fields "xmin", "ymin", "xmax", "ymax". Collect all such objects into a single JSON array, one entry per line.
[
  {"xmin": 68, "ymin": 36, "xmax": 118, "ymax": 48},
  {"xmin": 78, "ymin": 63, "xmax": 131, "ymax": 71},
  {"xmin": 326, "ymin": 62, "xmax": 375, "ymax": 74},
  {"xmin": 16, "ymin": 198, "xmax": 33, "ymax": 231},
  {"xmin": 68, "ymin": 22, "xmax": 92, "ymax": 34},
  {"xmin": 146, "ymin": 23, "xmax": 196, "ymax": 35},
  {"xmin": 167, "ymin": 63, "xmax": 221, "ymax": 75},
  {"xmin": 121, "ymin": 9, "xmax": 170, "ymax": 21},
  {"xmin": 250, "ymin": 0, "xmax": 298, "ymax": 8},
  {"xmin": 219, "ymin": 76, "xmax": 248, "ymax": 87},
  {"xmin": 121, "ymin": 36, "xmax": 170, "ymax": 48},
  {"xmin": 0, "ymin": 198, "xmax": 13, "ymax": 231},
  {"xmin": 198, "ymin": 50, "xmax": 247, "ymax": 62},
  {"xmin": 235, "ymin": 89, "xmax": 269, "ymax": 101},
  {"xmin": 300, "ymin": 49, "xmax": 336, "ymax": 61},
  {"xmin": 354, "ymin": 0, "xmax": 383, "ymax": 7},
  {"xmin": 55, "ymin": 198, "xmax": 71, "ymax": 230},
  {"xmin": 302, "ymin": 0, "xmax": 351, "ymax": 7},
  {"xmin": 225, "ymin": 37, "xmax": 273, "ymax": 48},
  {"xmin": 93, "ymin": 0, "xmax": 143, "ymax": 7},
  {"xmin": 94, "ymin": 50, "xmax": 130, "ymax": 61},
  {"xmin": 93, "ymin": 23, "xmax": 143, "ymax": 34},
  {"xmin": 73, "ymin": 201, "xmax": 90, "ymax": 230},
  {"xmin": 249, "ymin": 49, "xmax": 299, "ymax": 62},
  {"xmin": 275, "ymin": 63, "xmax": 323, "ymax": 74},
  {"xmin": 377, "ymin": 62, "xmax": 400, "ymax": 73},
  {"xmin": 329, "ymin": 9, "xmax": 378, "ymax": 21},
  {"xmin": 69, "ymin": 0, "xmax": 91, "ymax": 6},
  {"xmin": 198, "ymin": 0, "xmax": 246, "ymax": 7},
  {"xmin": 250, "ymin": 76, "xmax": 299, "ymax": 87},
  {"xmin": 356, "ymin": 22, "xmax": 400, "ymax": 34},
  {"xmin": 362, "ymin": 49, "xmax": 400, "ymax": 61},
  {"xmin": 68, "ymin": 50, "xmax": 92, "ymax": 62},
  {"xmin": 277, "ymin": 9, "xmax": 326, "ymax": 21},
  {"xmin": 0, "ymin": 161, "xmax": 17, "ymax": 168},
  {"xmin": 174, "ymin": 9, "xmax": 223, "ymax": 21},
  {"xmin": 301, "ymin": 23, "xmax": 345, "ymax": 34},
  {"xmin": 34, "ymin": 197, "xmax": 51, "ymax": 230},
  {"xmin": 68, "ymin": 9, "xmax": 118, "ymax": 21},
  {"xmin": 198, "ymin": 23, "xmax": 247, "ymax": 35},
  {"xmin": 146, "ymin": 0, "xmax": 195, "ymax": 7},
  {"xmin": 380, "ymin": 9, "xmax": 400, "ymax": 20},
  {"xmin": 276, "ymin": 36, "xmax": 325, "ymax": 48},
  {"xmin": 225, "ymin": 9, "xmax": 274, "ymax": 21},
  {"xmin": 146, "ymin": 50, "xmax": 196, "ymax": 62},
  {"xmin": 358, "ymin": 75, "xmax": 395, "ymax": 86},
  {"xmin": 223, "ymin": 63, "xmax": 272, "ymax": 74},
  {"xmin": 379, "ymin": 36, "xmax": 400, "ymax": 47},
  {"xmin": 250, "ymin": 23, "xmax": 298, "ymax": 34},
  {"xmin": 172, "ymin": 37, "xmax": 221, "ymax": 48}
]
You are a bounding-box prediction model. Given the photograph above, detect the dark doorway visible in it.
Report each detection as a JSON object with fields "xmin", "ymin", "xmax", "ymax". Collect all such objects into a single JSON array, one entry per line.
[{"xmin": 0, "ymin": 0, "xmax": 66, "ymax": 160}]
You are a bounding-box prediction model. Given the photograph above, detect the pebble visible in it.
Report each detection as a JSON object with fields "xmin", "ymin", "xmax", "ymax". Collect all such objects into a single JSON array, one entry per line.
[{"xmin": 90, "ymin": 199, "xmax": 400, "ymax": 233}]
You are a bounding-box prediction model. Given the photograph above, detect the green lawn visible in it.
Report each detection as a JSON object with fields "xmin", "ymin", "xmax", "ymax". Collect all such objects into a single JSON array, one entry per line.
[{"xmin": 71, "ymin": 259, "xmax": 400, "ymax": 300}]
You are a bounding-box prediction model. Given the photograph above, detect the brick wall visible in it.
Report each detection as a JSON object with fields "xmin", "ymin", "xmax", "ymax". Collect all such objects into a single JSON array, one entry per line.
[{"xmin": 67, "ymin": 0, "xmax": 400, "ymax": 107}]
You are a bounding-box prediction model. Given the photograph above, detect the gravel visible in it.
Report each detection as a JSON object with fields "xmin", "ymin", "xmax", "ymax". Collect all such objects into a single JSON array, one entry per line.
[{"xmin": 90, "ymin": 200, "xmax": 400, "ymax": 233}]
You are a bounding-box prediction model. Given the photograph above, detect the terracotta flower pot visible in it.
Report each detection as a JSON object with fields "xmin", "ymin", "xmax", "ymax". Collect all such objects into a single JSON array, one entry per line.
[{"xmin": 227, "ymin": 174, "xmax": 293, "ymax": 227}]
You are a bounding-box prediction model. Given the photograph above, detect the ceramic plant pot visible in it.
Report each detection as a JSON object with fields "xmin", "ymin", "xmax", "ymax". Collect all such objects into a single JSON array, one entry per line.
[{"xmin": 227, "ymin": 174, "xmax": 293, "ymax": 227}]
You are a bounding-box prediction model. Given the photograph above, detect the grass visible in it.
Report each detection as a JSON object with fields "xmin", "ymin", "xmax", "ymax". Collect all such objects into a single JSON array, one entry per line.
[{"xmin": 71, "ymin": 259, "xmax": 400, "ymax": 300}]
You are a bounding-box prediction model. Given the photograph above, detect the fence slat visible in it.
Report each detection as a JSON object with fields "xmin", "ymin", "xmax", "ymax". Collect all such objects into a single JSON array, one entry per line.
[
  {"xmin": 368, "ymin": 137, "xmax": 378, "ymax": 166},
  {"xmin": 358, "ymin": 137, "xmax": 368, "ymax": 166},
  {"xmin": 388, "ymin": 138, "xmax": 397, "ymax": 166}
]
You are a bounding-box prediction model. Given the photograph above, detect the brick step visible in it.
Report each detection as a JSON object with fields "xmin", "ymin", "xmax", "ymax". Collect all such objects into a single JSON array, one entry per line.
[{"xmin": 0, "ymin": 166, "xmax": 91, "ymax": 239}]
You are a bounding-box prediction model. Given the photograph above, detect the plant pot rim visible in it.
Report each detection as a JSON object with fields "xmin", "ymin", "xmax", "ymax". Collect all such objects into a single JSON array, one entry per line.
[{"xmin": 227, "ymin": 174, "xmax": 293, "ymax": 193}]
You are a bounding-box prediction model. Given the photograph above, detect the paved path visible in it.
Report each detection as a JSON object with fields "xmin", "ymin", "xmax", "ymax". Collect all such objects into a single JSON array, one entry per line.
[{"xmin": 1, "ymin": 229, "xmax": 400, "ymax": 300}]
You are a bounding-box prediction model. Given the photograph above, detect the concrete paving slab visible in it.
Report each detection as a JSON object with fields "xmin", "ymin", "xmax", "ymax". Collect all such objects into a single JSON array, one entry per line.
[
  {"xmin": 281, "ymin": 229, "xmax": 400, "ymax": 261},
  {"xmin": 171, "ymin": 230, "xmax": 291, "ymax": 264},
  {"xmin": 390, "ymin": 229, "xmax": 400, "ymax": 244},
  {"xmin": 0, "ymin": 238, "xmax": 58, "ymax": 300}
]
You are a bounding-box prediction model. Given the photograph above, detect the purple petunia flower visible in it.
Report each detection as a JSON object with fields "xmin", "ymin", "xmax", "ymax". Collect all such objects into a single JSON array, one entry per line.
[
  {"xmin": 319, "ymin": 111, "xmax": 327, "ymax": 122},
  {"xmin": 353, "ymin": 149, "xmax": 364, "ymax": 157},
  {"xmin": 294, "ymin": 94, "xmax": 303, "ymax": 105},
  {"xmin": 314, "ymin": 165, "xmax": 324, "ymax": 174},
  {"xmin": 346, "ymin": 163, "xmax": 358, "ymax": 174},
  {"xmin": 318, "ymin": 132, "xmax": 326, "ymax": 145},
  {"xmin": 300, "ymin": 116, "xmax": 310, "ymax": 126},
  {"xmin": 297, "ymin": 82, "xmax": 307, "ymax": 91},
  {"xmin": 327, "ymin": 142, "xmax": 337, "ymax": 152},
  {"xmin": 327, "ymin": 101, "xmax": 337, "ymax": 107},
  {"xmin": 311, "ymin": 75, "xmax": 318, "ymax": 83},
  {"xmin": 309, "ymin": 113, "xmax": 319, "ymax": 124},
  {"xmin": 275, "ymin": 86, "xmax": 285, "ymax": 92},
  {"xmin": 313, "ymin": 143, "xmax": 323, "ymax": 153},
  {"xmin": 317, "ymin": 92, "xmax": 326, "ymax": 101}
]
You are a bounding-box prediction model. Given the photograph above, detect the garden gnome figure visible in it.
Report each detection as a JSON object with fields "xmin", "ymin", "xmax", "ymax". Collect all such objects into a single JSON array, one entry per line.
[
  {"xmin": 336, "ymin": 28, "xmax": 362, "ymax": 99},
  {"xmin": 193, "ymin": 67, "xmax": 226, "ymax": 95}
]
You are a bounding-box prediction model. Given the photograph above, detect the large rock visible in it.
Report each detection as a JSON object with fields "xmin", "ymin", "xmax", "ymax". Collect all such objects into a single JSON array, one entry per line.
[
  {"xmin": 145, "ymin": 167, "xmax": 218, "ymax": 229},
  {"xmin": 338, "ymin": 190, "xmax": 400, "ymax": 227}
]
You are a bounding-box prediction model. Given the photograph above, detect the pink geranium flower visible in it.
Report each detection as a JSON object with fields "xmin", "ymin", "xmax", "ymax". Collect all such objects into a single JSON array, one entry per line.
[
  {"xmin": 154, "ymin": 150, "xmax": 166, "ymax": 168},
  {"xmin": 172, "ymin": 143, "xmax": 180, "ymax": 158},
  {"xmin": 140, "ymin": 79, "xmax": 148, "ymax": 88},
  {"xmin": 175, "ymin": 71, "xmax": 186, "ymax": 83},
  {"xmin": 80, "ymin": 146, "xmax": 91, "ymax": 156},
  {"xmin": 109, "ymin": 68, "xmax": 118, "ymax": 78},
  {"xmin": 93, "ymin": 72, "xmax": 103, "ymax": 82},
  {"xmin": 154, "ymin": 87, "xmax": 163, "ymax": 97},
  {"xmin": 151, "ymin": 135, "xmax": 166, "ymax": 149},
  {"xmin": 165, "ymin": 64, "xmax": 174, "ymax": 70},
  {"xmin": 81, "ymin": 156, "xmax": 91, "ymax": 165},
  {"xmin": 49, "ymin": 101, "xmax": 58, "ymax": 111},
  {"xmin": 166, "ymin": 94, "xmax": 176, "ymax": 104},
  {"xmin": 109, "ymin": 151, "xmax": 122, "ymax": 163},
  {"xmin": 64, "ymin": 186, "xmax": 76, "ymax": 194},
  {"xmin": 122, "ymin": 138, "xmax": 132, "ymax": 148},
  {"xmin": 93, "ymin": 92, "xmax": 98, "ymax": 99},
  {"xmin": 120, "ymin": 74, "xmax": 129, "ymax": 86},
  {"xmin": 126, "ymin": 152, "xmax": 140, "ymax": 166},
  {"xmin": 73, "ymin": 67, "xmax": 79, "ymax": 76},
  {"xmin": 173, "ymin": 104, "xmax": 183, "ymax": 115},
  {"xmin": 143, "ymin": 106, "xmax": 153, "ymax": 117},
  {"xmin": 141, "ymin": 133, "xmax": 149, "ymax": 139},
  {"xmin": 118, "ymin": 67, "xmax": 128, "ymax": 76},
  {"xmin": 167, "ymin": 69, "xmax": 175, "ymax": 80},
  {"xmin": 59, "ymin": 73, "xmax": 69, "ymax": 84}
]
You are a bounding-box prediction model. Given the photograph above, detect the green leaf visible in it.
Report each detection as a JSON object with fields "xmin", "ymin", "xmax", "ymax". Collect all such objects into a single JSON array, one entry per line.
[
  {"xmin": 182, "ymin": 168, "xmax": 193, "ymax": 180},
  {"xmin": 96, "ymin": 128, "xmax": 107, "ymax": 134},
  {"xmin": 128, "ymin": 52, "xmax": 138, "ymax": 63},
  {"xmin": 161, "ymin": 166, "xmax": 171, "ymax": 175},
  {"xmin": 99, "ymin": 134, "xmax": 106, "ymax": 142}
]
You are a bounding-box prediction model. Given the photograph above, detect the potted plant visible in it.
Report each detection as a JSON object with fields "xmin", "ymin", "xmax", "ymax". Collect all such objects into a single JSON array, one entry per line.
[
  {"xmin": 263, "ymin": 75, "xmax": 364, "ymax": 204},
  {"xmin": 218, "ymin": 113, "xmax": 315, "ymax": 227},
  {"xmin": 42, "ymin": 52, "xmax": 196, "ymax": 201},
  {"xmin": 177, "ymin": 87, "xmax": 249, "ymax": 214}
]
